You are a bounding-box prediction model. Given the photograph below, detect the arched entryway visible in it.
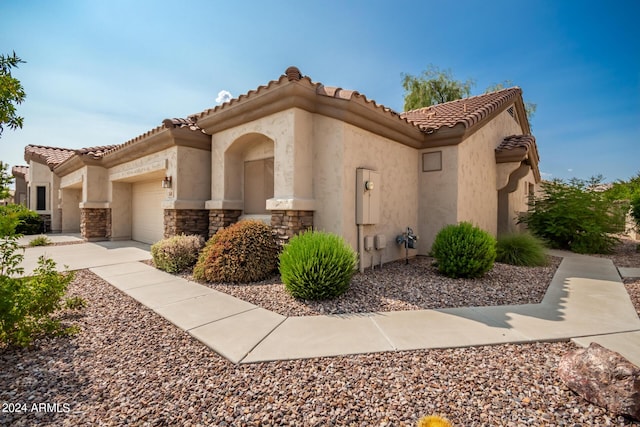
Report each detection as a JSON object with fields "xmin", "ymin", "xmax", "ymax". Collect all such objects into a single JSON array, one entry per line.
[{"xmin": 224, "ymin": 133, "xmax": 275, "ymax": 221}]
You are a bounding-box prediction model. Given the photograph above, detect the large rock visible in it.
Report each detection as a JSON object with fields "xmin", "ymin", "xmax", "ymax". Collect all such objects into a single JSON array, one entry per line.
[{"xmin": 558, "ymin": 342, "xmax": 640, "ymax": 420}]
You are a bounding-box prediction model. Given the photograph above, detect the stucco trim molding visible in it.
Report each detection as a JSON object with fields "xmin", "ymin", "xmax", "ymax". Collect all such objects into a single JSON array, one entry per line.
[
  {"xmin": 162, "ymin": 199, "xmax": 207, "ymax": 210},
  {"xmin": 79, "ymin": 201, "xmax": 109, "ymax": 209},
  {"xmin": 266, "ymin": 197, "xmax": 316, "ymax": 211},
  {"xmin": 109, "ymin": 159, "xmax": 168, "ymax": 182},
  {"xmin": 205, "ymin": 199, "xmax": 244, "ymax": 210}
]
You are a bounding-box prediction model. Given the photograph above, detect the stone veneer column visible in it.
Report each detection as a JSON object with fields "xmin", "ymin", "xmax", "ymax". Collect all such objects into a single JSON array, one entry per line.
[
  {"xmin": 80, "ymin": 208, "xmax": 111, "ymax": 241},
  {"xmin": 164, "ymin": 209, "xmax": 209, "ymax": 240},
  {"xmin": 208, "ymin": 209, "xmax": 242, "ymax": 238},
  {"xmin": 270, "ymin": 210, "xmax": 314, "ymax": 243}
]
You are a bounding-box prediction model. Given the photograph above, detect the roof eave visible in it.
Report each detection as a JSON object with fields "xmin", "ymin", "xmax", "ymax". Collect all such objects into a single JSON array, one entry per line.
[{"xmin": 195, "ymin": 78, "xmax": 425, "ymax": 148}]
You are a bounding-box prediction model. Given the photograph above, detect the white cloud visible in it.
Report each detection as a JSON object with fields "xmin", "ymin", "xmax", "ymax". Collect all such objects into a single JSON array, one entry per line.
[
  {"xmin": 215, "ymin": 90, "xmax": 233, "ymax": 104},
  {"xmin": 567, "ymin": 168, "xmax": 573, "ymax": 172},
  {"xmin": 541, "ymin": 171, "xmax": 553, "ymax": 179}
]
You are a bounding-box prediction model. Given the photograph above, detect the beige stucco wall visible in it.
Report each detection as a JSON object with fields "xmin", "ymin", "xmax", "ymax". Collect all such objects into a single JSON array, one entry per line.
[
  {"xmin": 417, "ymin": 145, "xmax": 460, "ymax": 251},
  {"xmin": 506, "ymin": 168, "xmax": 537, "ymax": 233},
  {"xmin": 27, "ymin": 161, "xmax": 65, "ymax": 232},
  {"xmin": 109, "ymin": 182, "xmax": 132, "ymax": 239},
  {"xmin": 60, "ymin": 188, "xmax": 81, "ymax": 232},
  {"xmin": 208, "ymin": 108, "xmax": 315, "ymax": 212},
  {"xmin": 313, "ymin": 116, "xmax": 419, "ymax": 266},
  {"xmin": 173, "ymin": 146, "xmax": 211, "ymax": 209},
  {"xmin": 13, "ymin": 175, "xmax": 27, "ymax": 205},
  {"xmin": 28, "ymin": 161, "xmax": 53, "ymax": 213},
  {"xmin": 456, "ymin": 110, "xmax": 524, "ymax": 236}
]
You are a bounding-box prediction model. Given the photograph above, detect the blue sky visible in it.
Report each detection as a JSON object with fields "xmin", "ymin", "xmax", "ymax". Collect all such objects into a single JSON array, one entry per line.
[{"xmin": 1, "ymin": 0, "xmax": 638, "ymax": 183}]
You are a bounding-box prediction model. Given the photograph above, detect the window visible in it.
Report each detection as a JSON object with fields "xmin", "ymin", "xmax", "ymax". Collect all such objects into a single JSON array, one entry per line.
[{"xmin": 36, "ymin": 186, "xmax": 46, "ymax": 211}]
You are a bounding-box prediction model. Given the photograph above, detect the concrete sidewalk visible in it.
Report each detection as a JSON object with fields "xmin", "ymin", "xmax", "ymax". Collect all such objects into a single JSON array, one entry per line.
[
  {"xmin": 18, "ymin": 240, "xmax": 151, "ymax": 276},
  {"xmin": 81, "ymin": 247, "xmax": 640, "ymax": 366}
]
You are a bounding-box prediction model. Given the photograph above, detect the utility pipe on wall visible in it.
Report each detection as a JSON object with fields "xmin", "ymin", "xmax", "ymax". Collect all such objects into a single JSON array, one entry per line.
[{"xmin": 357, "ymin": 224, "xmax": 364, "ymax": 273}]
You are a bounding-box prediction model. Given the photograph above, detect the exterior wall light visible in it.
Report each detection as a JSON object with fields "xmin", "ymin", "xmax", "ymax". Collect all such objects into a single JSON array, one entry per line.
[
  {"xmin": 365, "ymin": 180, "xmax": 374, "ymax": 191},
  {"xmin": 161, "ymin": 176, "xmax": 172, "ymax": 188}
]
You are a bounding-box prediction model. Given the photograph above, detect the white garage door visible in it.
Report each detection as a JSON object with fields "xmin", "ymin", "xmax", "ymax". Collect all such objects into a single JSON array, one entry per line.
[{"xmin": 132, "ymin": 180, "xmax": 165, "ymax": 244}]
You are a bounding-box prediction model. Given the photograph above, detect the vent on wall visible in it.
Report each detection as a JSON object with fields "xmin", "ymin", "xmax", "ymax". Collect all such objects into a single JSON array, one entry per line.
[{"xmin": 507, "ymin": 105, "xmax": 519, "ymax": 124}]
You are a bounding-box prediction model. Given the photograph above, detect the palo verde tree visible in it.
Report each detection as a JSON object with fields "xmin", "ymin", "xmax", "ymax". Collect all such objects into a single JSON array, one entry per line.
[
  {"xmin": 0, "ymin": 51, "xmax": 26, "ymax": 137},
  {"xmin": 401, "ymin": 64, "xmax": 474, "ymax": 111}
]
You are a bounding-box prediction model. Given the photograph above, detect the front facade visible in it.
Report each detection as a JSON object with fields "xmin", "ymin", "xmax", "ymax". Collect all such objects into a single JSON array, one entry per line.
[{"xmin": 13, "ymin": 66, "xmax": 540, "ymax": 268}]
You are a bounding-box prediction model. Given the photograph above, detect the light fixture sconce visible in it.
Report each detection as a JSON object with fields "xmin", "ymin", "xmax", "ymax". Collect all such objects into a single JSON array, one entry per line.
[
  {"xmin": 365, "ymin": 180, "xmax": 374, "ymax": 191},
  {"xmin": 161, "ymin": 176, "xmax": 172, "ymax": 188}
]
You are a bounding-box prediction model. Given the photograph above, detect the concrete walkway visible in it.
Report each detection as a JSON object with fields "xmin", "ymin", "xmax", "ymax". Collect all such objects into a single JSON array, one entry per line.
[{"xmin": 17, "ymin": 239, "xmax": 640, "ymax": 365}]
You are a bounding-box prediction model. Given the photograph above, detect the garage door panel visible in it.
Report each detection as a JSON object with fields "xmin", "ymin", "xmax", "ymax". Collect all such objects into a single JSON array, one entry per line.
[{"xmin": 132, "ymin": 180, "xmax": 165, "ymax": 244}]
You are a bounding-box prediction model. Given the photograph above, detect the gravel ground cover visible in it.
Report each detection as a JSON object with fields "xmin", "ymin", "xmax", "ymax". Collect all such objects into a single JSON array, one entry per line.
[
  {"xmin": 198, "ymin": 257, "xmax": 562, "ymax": 317},
  {"xmin": 1, "ymin": 241, "xmax": 639, "ymax": 426}
]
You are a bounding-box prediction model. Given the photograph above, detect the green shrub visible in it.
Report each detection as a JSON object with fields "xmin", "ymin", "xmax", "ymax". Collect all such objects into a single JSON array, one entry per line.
[
  {"xmin": 496, "ymin": 233, "xmax": 547, "ymax": 266},
  {"xmin": 279, "ymin": 230, "xmax": 357, "ymax": 300},
  {"xmin": 0, "ymin": 204, "xmax": 43, "ymax": 235},
  {"xmin": 431, "ymin": 222, "xmax": 496, "ymax": 278},
  {"xmin": 193, "ymin": 220, "xmax": 279, "ymax": 283},
  {"xmin": 151, "ymin": 234, "xmax": 204, "ymax": 273},
  {"xmin": 0, "ymin": 234, "xmax": 76, "ymax": 347},
  {"xmin": 520, "ymin": 177, "xmax": 619, "ymax": 254},
  {"xmin": 64, "ymin": 295, "xmax": 88, "ymax": 310},
  {"xmin": 631, "ymin": 194, "xmax": 640, "ymax": 230},
  {"xmin": 29, "ymin": 235, "xmax": 52, "ymax": 247}
]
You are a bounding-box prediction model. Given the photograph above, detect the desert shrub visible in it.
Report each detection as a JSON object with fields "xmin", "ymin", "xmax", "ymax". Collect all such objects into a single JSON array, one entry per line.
[
  {"xmin": 0, "ymin": 234, "xmax": 76, "ymax": 347},
  {"xmin": 151, "ymin": 234, "xmax": 204, "ymax": 273},
  {"xmin": 29, "ymin": 235, "xmax": 52, "ymax": 247},
  {"xmin": 0, "ymin": 204, "xmax": 43, "ymax": 235},
  {"xmin": 280, "ymin": 230, "xmax": 357, "ymax": 301},
  {"xmin": 496, "ymin": 232, "xmax": 547, "ymax": 266},
  {"xmin": 64, "ymin": 295, "xmax": 87, "ymax": 310},
  {"xmin": 631, "ymin": 194, "xmax": 640, "ymax": 230},
  {"xmin": 520, "ymin": 177, "xmax": 619, "ymax": 254},
  {"xmin": 416, "ymin": 415, "xmax": 453, "ymax": 427},
  {"xmin": 431, "ymin": 222, "xmax": 496, "ymax": 279},
  {"xmin": 193, "ymin": 220, "xmax": 279, "ymax": 283}
]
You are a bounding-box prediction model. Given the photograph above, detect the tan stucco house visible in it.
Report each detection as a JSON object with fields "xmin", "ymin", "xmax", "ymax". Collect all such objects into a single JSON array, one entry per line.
[{"xmin": 13, "ymin": 66, "xmax": 540, "ymax": 268}]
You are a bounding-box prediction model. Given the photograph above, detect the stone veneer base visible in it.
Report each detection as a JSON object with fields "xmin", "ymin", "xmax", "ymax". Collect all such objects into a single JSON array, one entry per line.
[
  {"xmin": 80, "ymin": 208, "xmax": 111, "ymax": 241},
  {"xmin": 164, "ymin": 209, "xmax": 209, "ymax": 240}
]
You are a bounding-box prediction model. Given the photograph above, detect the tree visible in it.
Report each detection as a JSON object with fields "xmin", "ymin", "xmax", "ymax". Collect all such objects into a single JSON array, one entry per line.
[
  {"xmin": 401, "ymin": 64, "xmax": 474, "ymax": 111},
  {"xmin": 0, "ymin": 51, "xmax": 26, "ymax": 137},
  {"xmin": 0, "ymin": 161, "xmax": 13, "ymax": 200},
  {"xmin": 519, "ymin": 176, "xmax": 620, "ymax": 254},
  {"xmin": 486, "ymin": 80, "xmax": 537, "ymax": 121}
]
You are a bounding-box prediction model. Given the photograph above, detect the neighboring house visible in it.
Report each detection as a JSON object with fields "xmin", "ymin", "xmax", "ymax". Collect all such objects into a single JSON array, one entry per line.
[
  {"xmin": 13, "ymin": 66, "xmax": 540, "ymax": 268},
  {"xmin": 11, "ymin": 165, "xmax": 29, "ymax": 206}
]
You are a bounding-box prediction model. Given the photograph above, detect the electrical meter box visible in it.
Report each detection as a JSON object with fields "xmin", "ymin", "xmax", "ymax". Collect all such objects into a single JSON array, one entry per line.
[{"xmin": 356, "ymin": 168, "xmax": 380, "ymax": 225}]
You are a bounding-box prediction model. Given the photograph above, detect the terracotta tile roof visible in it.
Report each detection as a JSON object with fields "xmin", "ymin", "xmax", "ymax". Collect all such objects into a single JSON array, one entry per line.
[
  {"xmin": 24, "ymin": 145, "xmax": 76, "ymax": 169},
  {"xmin": 74, "ymin": 145, "xmax": 120, "ymax": 159},
  {"xmin": 495, "ymin": 134, "xmax": 541, "ymax": 181},
  {"xmin": 11, "ymin": 165, "xmax": 29, "ymax": 179},
  {"xmin": 190, "ymin": 66, "xmax": 408, "ymax": 125},
  {"xmin": 162, "ymin": 117, "xmax": 201, "ymax": 131},
  {"xmin": 400, "ymin": 88, "xmax": 522, "ymax": 133},
  {"xmin": 99, "ymin": 117, "xmax": 205, "ymax": 158},
  {"xmin": 496, "ymin": 134, "xmax": 537, "ymax": 154}
]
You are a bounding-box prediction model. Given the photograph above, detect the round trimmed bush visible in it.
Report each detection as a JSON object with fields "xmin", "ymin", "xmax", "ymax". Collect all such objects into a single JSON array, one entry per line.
[
  {"xmin": 280, "ymin": 230, "xmax": 357, "ymax": 300},
  {"xmin": 193, "ymin": 220, "xmax": 279, "ymax": 283},
  {"xmin": 151, "ymin": 234, "xmax": 205, "ymax": 273},
  {"xmin": 431, "ymin": 222, "xmax": 496, "ymax": 278}
]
